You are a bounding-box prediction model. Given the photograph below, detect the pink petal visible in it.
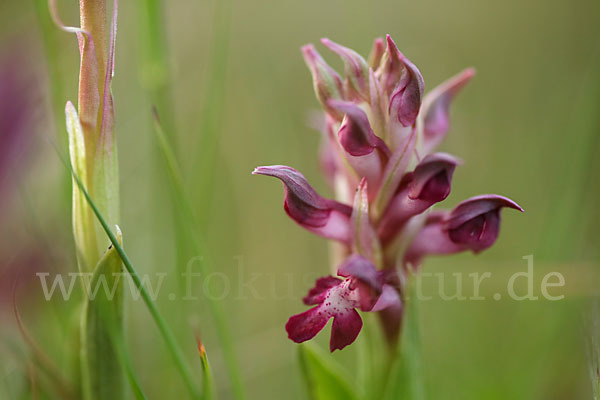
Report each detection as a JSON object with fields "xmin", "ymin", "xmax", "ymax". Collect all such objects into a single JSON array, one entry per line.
[
  {"xmin": 403, "ymin": 214, "xmax": 463, "ymax": 266},
  {"xmin": 286, "ymin": 306, "xmax": 331, "ymax": 344},
  {"xmin": 376, "ymin": 35, "xmax": 406, "ymax": 95},
  {"xmin": 368, "ymin": 37, "xmax": 385, "ymax": 70},
  {"xmin": 388, "ymin": 53, "xmax": 424, "ymax": 128},
  {"xmin": 369, "ymin": 68, "xmax": 387, "ymax": 140},
  {"xmin": 301, "ymin": 44, "xmax": 345, "ymax": 121},
  {"xmin": 404, "ymin": 195, "xmax": 523, "ymax": 265},
  {"xmin": 421, "ymin": 68, "xmax": 475, "ymax": 155},
  {"xmin": 408, "ymin": 153, "xmax": 460, "ymax": 201},
  {"xmin": 329, "ymin": 100, "xmax": 389, "ymax": 157},
  {"xmin": 330, "ymin": 308, "xmax": 362, "ymax": 351},
  {"xmin": 446, "ymin": 194, "xmax": 523, "ymax": 230},
  {"xmin": 253, "ymin": 165, "xmax": 353, "ymax": 243},
  {"xmin": 337, "ymin": 254, "xmax": 380, "ymax": 291},
  {"xmin": 371, "ymin": 284, "xmax": 402, "ymax": 312},
  {"xmin": 445, "ymin": 194, "xmax": 523, "ymax": 253},
  {"xmin": 378, "ymin": 153, "xmax": 460, "ymax": 242},
  {"xmin": 303, "ymin": 276, "xmax": 343, "ymax": 305},
  {"xmin": 321, "ymin": 38, "xmax": 369, "ymax": 100},
  {"xmin": 329, "ymin": 101, "xmax": 390, "ymax": 199}
]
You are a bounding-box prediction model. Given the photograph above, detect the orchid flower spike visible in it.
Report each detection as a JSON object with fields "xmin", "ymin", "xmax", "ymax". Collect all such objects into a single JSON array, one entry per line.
[{"xmin": 254, "ymin": 34, "xmax": 523, "ymax": 351}]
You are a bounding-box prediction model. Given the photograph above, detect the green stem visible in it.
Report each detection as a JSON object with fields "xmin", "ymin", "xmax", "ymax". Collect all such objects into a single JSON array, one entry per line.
[
  {"xmin": 381, "ymin": 273, "xmax": 425, "ymax": 400},
  {"xmin": 57, "ymin": 148, "xmax": 202, "ymax": 400}
]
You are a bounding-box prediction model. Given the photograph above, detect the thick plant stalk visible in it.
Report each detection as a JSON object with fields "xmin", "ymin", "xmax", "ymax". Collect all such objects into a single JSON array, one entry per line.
[{"xmin": 52, "ymin": 0, "xmax": 124, "ymax": 398}]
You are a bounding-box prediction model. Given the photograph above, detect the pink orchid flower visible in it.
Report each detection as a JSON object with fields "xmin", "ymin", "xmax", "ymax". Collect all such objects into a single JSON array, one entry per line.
[{"xmin": 254, "ymin": 35, "xmax": 523, "ymax": 351}]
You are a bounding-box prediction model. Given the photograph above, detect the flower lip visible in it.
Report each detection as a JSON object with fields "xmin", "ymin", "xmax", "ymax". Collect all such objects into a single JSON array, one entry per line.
[
  {"xmin": 303, "ymin": 276, "xmax": 342, "ymax": 305},
  {"xmin": 286, "ymin": 254, "xmax": 399, "ymax": 351}
]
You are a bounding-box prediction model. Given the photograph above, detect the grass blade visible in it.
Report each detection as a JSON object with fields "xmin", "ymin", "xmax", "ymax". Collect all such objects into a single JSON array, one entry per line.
[
  {"xmin": 54, "ymin": 145, "xmax": 202, "ymax": 400},
  {"xmin": 153, "ymin": 110, "xmax": 247, "ymax": 400}
]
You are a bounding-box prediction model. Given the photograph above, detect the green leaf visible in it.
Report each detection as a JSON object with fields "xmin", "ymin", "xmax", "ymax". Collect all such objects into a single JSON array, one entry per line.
[
  {"xmin": 297, "ymin": 344, "xmax": 358, "ymax": 400},
  {"xmin": 93, "ymin": 126, "xmax": 120, "ymax": 250},
  {"xmin": 66, "ymin": 101, "xmax": 98, "ymax": 271},
  {"xmin": 80, "ymin": 228, "xmax": 125, "ymax": 400},
  {"xmin": 383, "ymin": 273, "xmax": 425, "ymax": 400}
]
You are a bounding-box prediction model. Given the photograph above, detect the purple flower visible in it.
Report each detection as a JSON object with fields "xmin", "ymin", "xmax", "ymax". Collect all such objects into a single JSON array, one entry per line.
[
  {"xmin": 286, "ymin": 255, "xmax": 400, "ymax": 351},
  {"xmin": 252, "ymin": 166, "xmax": 353, "ymax": 243},
  {"xmin": 378, "ymin": 153, "xmax": 460, "ymax": 242},
  {"xmin": 404, "ymin": 195, "xmax": 524, "ymax": 266},
  {"xmin": 254, "ymin": 35, "xmax": 523, "ymax": 351}
]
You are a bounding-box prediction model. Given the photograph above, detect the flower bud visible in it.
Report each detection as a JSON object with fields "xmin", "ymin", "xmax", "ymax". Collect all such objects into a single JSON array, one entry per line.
[
  {"xmin": 329, "ymin": 100, "xmax": 390, "ymax": 199},
  {"xmin": 301, "ymin": 44, "xmax": 345, "ymax": 121}
]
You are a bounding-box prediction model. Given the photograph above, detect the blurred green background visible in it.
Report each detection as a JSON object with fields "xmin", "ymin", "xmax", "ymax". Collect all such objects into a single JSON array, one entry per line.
[{"xmin": 0, "ymin": 0, "xmax": 599, "ymax": 398}]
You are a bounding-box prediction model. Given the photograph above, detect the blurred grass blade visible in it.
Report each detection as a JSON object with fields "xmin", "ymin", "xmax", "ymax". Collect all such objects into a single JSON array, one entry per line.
[
  {"xmin": 137, "ymin": 0, "xmax": 174, "ymax": 133},
  {"xmin": 137, "ymin": 0, "xmax": 194, "ymax": 298},
  {"xmin": 383, "ymin": 273, "xmax": 425, "ymax": 400},
  {"xmin": 153, "ymin": 110, "xmax": 247, "ymax": 400},
  {"xmin": 54, "ymin": 146, "xmax": 202, "ymax": 399},
  {"xmin": 297, "ymin": 344, "xmax": 357, "ymax": 400},
  {"xmin": 33, "ymin": 0, "xmax": 67, "ymax": 147},
  {"xmin": 194, "ymin": 0, "xmax": 233, "ymax": 225},
  {"xmin": 587, "ymin": 300, "xmax": 600, "ymax": 400},
  {"xmin": 196, "ymin": 336, "xmax": 213, "ymax": 400},
  {"xmin": 13, "ymin": 284, "xmax": 76, "ymax": 399},
  {"xmin": 80, "ymin": 231, "xmax": 125, "ymax": 400}
]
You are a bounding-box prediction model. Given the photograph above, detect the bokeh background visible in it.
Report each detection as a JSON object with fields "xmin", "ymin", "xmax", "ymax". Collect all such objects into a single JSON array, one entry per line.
[{"xmin": 1, "ymin": 0, "xmax": 599, "ymax": 398}]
